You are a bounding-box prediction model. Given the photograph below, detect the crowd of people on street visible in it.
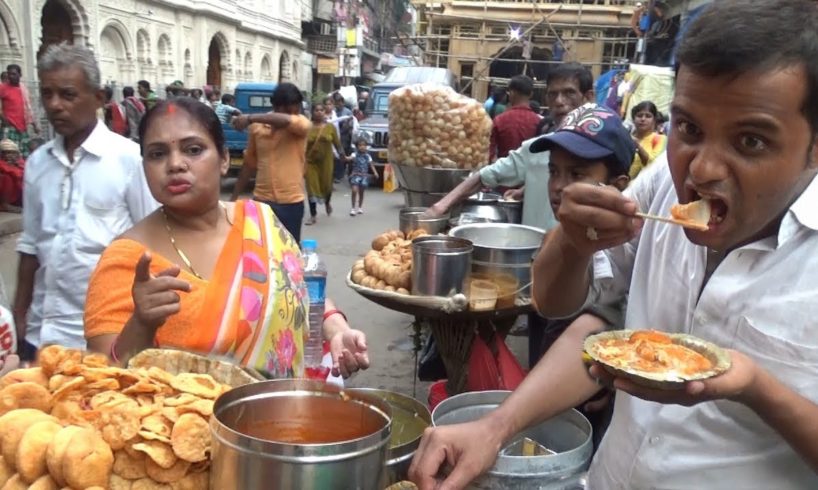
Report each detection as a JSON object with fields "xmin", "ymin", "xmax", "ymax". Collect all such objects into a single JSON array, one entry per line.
[
  {"xmin": 413, "ymin": 1, "xmax": 818, "ymax": 489},
  {"xmin": 1, "ymin": 0, "xmax": 817, "ymax": 488}
]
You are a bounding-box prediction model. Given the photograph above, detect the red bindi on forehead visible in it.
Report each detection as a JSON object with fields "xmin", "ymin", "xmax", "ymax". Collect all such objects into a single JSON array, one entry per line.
[{"xmin": 167, "ymin": 104, "xmax": 176, "ymax": 114}]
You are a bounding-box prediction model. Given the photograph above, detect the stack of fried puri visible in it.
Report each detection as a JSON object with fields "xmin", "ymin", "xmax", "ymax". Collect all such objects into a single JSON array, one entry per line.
[{"xmin": 0, "ymin": 345, "xmax": 231, "ymax": 490}]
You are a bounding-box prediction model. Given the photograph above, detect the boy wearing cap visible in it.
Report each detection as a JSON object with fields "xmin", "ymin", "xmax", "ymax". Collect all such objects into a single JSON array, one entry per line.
[
  {"xmin": 528, "ymin": 104, "xmax": 636, "ymax": 445},
  {"xmin": 533, "ymin": 104, "xmax": 634, "ymax": 227}
]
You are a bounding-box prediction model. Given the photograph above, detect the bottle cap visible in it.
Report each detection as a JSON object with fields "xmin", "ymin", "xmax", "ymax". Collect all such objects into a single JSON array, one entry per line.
[{"xmin": 302, "ymin": 239, "xmax": 317, "ymax": 250}]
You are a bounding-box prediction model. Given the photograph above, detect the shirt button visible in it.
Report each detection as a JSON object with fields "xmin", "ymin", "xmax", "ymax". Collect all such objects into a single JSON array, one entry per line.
[{"xmin": 649, "ymin": 436, "xmax": 660, "ymax": 445}]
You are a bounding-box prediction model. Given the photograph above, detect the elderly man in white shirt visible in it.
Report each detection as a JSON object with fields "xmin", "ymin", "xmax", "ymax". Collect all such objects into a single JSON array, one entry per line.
[
  {"xmin": 12, "ymin": 43, "xmax": 157, "ymax": 356},
  {"xmin": 409, "ymin": 1, "xmax": 818, "ymax": 489}
]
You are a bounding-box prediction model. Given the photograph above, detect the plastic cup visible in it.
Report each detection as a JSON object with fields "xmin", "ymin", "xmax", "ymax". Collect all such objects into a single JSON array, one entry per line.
[
  {"xmin": 492, "ymin": 274, "xmax": 519, "ymax": 309},
  {"xmin": 469, "ymin": 279, "xmax": 499, "ymax": 311}
]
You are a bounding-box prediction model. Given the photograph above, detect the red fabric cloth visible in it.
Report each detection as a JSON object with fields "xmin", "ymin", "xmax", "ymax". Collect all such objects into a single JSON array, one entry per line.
[
  {"xmin": 107, "ymin": 102, "xmax": 128, "ymax": 136},
  {"xmin": 490, "ymin": 105, "xmax": 542, "ymax": 160},
  {"xmin": 0, "ymin": 84, "xmax": 26, "ymax": 132},
  {"xmin": 0, "ymin": 157, "xmax": 24, "ymax": 205}
]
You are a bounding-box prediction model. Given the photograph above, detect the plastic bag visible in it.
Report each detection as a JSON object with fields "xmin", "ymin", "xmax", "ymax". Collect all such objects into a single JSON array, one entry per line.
[
  {"xmin": 383, "ymin": 164, "xmax": 398, "ymax": 193},
  {"xmin": 466, "ymin": 332, "xmax": 526, "ymax": 392},
  {"xmin": 388, "ymin": 84, "xmax": 492, "ymax": 170}
]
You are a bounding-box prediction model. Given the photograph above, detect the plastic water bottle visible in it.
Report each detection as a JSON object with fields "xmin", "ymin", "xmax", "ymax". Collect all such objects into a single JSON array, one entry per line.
[{"xmin": 301, "ymin": 239, "xmax": 329, "ymax": 379}]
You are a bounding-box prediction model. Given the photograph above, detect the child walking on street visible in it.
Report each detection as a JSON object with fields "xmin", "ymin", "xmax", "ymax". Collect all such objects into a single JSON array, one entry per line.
[{"xmin": 347, "ymin": 139, "xmax": 379, "ymax": 216}]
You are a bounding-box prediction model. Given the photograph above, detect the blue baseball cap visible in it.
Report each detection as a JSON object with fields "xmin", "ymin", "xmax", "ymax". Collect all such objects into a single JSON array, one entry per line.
[{"xmin": 530, "ymin": 104, "xmax": 637, "ymax": 176}]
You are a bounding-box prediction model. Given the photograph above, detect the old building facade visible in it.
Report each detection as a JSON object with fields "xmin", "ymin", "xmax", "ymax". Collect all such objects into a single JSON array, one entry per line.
[
  {"xmin": 412, "ymin": 0, "xmax": 640, "ymax": 100},
  {"xmin": 0, "ymin": 0, "xmax": 306, "ymax": 97}
]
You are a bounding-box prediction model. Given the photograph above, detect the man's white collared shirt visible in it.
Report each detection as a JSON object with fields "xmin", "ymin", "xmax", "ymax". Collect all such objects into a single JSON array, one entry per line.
[
  {"xmin": 586, "ymin": 156, "xmax": 818, "ymax": 489},
  {"xmin": 17, "ymin": 121, "xmax": 158, "ymax": 349}
]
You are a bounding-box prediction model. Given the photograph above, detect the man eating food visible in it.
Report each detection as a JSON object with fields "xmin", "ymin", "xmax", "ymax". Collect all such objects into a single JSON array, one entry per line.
[{"xmin": 409, "ymin": 1, "xmax": 818, "ymax": 488}]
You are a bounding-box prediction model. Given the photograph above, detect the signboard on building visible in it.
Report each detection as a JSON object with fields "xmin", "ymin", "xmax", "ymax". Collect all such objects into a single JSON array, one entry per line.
[{"xmin": 317, "ymin": 57, "xmax": 339, "ymax": 74}]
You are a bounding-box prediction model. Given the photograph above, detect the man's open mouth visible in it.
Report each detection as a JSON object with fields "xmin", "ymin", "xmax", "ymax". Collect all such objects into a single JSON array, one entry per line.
[{"xmin": 690, "ymin": 191, "xmax": 728, "ymax": 226}]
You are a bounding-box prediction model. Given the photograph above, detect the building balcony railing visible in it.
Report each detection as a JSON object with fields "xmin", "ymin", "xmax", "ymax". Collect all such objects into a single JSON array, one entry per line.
[{"xmin": 307, "ymin": 35, "xmax": 338, "ymax": 55}]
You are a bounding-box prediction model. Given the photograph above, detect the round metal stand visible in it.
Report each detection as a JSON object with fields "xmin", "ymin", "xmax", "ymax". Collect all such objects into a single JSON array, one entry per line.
[{"xmin": 348, "ymin": 279, "xmax": 531, "ymax": 395}]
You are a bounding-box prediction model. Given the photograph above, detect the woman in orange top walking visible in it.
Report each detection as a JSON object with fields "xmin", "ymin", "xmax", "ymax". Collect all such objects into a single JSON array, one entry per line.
[
  {"xmin": 85, "ymin": 98, "xmax": 369, "ymax": 379},
  {"xmin": 230, "ymin": 83, "xmax": 311, "ymax": 243}
]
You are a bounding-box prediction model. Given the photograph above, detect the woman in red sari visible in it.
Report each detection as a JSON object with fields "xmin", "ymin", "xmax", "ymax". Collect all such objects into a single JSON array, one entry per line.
[
  {"xmin": 84, "ymin": 98, "xmax": 369, "ymax": 378},
  {"xmin": 0, "ymin": 139, "xmax": 24, "ymax": 211}
]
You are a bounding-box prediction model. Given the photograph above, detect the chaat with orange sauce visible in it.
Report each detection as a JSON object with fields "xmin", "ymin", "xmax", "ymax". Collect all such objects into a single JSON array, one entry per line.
[{"xmin": 584, "ymin": 330, "xmax": 731, "ymax": 389}]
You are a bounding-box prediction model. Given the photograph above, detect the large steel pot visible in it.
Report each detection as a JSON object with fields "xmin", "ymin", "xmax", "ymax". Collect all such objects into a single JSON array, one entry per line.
[
  {"xmin": 349, "ymin": 388, "xmax": 431, "ymax": 485},
  {"xmin": 399, "ymin": 207, "xmax": 449, "ymax": 235},
  {"xmin": 457, "ymin": 192, "xmax": 523, "ymax": 224},
  {"xmin": 411, "ymin": 235, "xmax": 472, "ymax": 297},
  {"xmin": 210, "ymin": 379, "xmax": 392, "ymax": 490},
  {"xmin": 432, "ymin": 391, "xmax": 591, "ymax": 490},
  {"xmin": 392, "ymin": 164, "xmax": 471, "ymax": 193},
  {"xmin": 402, "ymin": 189, "xmax": 448, "ymax": 209},
  {"xmin": 449, "ymin": 223, "xmax": 545, "ymax": 295}
]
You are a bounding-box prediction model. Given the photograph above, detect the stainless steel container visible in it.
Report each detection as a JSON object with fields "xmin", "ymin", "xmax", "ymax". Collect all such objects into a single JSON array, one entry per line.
[
  {"xmin": 402, "ymin": 189, "xmax": 448, "ymax": 209},
  {"xmin": 449, "ymin": 223, "xmax": 545, "ymax": 295},
  {"xmin": 399, "ymin": 207, "xmax": 450, "ymax": 235},
  {"xmin": 349, "ymin": 388, "xmax": 431, "ymax": 485},
  {"xmin": 392, "ymin": 164, "xmax": 471, "ymax": 193},
  {"xmin": 432, "ymin": 391, "xmax": 591, "ymax": 490},
  {"xmin": 456, "ymin": 192, "xmax": 523, "ymax": 225},
  {"xmin": 411, "ymin": 235, "xmax": 473, "ymax": 297},
  {"xmin": 210, "ymin": 379, "xmax": 392, "ymax": 490}
]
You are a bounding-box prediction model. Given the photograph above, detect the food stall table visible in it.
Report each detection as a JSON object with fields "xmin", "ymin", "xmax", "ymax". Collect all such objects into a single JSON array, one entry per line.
[{"xmin": 347, "ymin": 275, "xmax": 532, "ymax": 395}]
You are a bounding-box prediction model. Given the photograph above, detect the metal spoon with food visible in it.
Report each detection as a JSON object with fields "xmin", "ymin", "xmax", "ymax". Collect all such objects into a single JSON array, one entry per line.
[{"xmin": 636, "ymin": 199, "xmax": 711, "ymax": 231}]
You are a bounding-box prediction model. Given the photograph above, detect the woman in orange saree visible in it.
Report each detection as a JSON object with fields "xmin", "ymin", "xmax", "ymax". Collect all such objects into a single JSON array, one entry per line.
[{"xmin": 84, "ymin": 98, "xmax": 369, "ymax": 379}]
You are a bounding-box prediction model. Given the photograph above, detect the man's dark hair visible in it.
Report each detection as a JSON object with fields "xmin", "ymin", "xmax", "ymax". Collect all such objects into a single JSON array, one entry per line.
[
  {"xmin": 491, "ymin": 87, "xmax": 506, "ymax": 102},
  {"xmin": 5, "ymin": 64, "xmax": 20, "ymax": 75},
  {"xmin": 103, "ymin": 85, "xmax": 113, "ymax": 100},
  {"xmin": 221, "ymin": 94, "xmax": 235, "ymax": 105},
  {"xmin": 509, "ymin": 75, "xmax": 534, "ymax": 97},
  {"xmin": 137, "ymin": 80, "xmax": 150, "ymax": 90},
  {"xmin": 123, "ymin": 86, "xmax": 135, "ymax": 97},
  {"xmin": 138, "ymin": 98, "xmax": 226, "ymax": 158},
  {"xmin": 546, "ymin": 62, "xmax": 593, "ymax": 94},
  {"xmin": 676, "ymin": 0, "xmax": 818, "ymax": 134},
  {"xmin": 331, "ymin": 92, "xmax": 345, "ymax": 103},
  {"xmin": 271, "ymin": 83, "xmax": 303, "ymax": 108}
]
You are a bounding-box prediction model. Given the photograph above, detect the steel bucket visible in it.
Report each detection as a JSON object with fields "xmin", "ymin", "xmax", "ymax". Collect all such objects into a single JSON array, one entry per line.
[
  {"xmin": 399, "ymin": 207, "xmax": 450, "ymax": 235},
  {"xmin": 349, "ymin": 388, "xmax": 431, "ymax": 485},
  {"xmin": 210, "ymin": 379, "xmax": 392, "ymax": 490},
  {"xmin": 432, "ymin": 391, "xmax": 591, "ymax": 490},
  {"xmin": 449, "ymin": 223, "xmax": 545, "ymax": 295},
  {"xmin": 411, "ymin": 236, "xmax": 472, "ymax": 297}
]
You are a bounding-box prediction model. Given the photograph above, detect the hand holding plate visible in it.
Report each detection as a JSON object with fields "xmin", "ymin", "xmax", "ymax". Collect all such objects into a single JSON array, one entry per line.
[{"xmin": 589, "ymin": 350, "xmax": 759, "ymax": 407}]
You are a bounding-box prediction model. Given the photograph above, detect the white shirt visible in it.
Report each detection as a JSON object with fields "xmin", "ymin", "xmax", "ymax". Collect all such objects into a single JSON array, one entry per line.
[
  {"xmin": 17, "ymin": 121, "xmax": 158, "ymax": 349},
  {"xmin": 584, "ymin": 156, "xmax": 818, "ymax": 489}
]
